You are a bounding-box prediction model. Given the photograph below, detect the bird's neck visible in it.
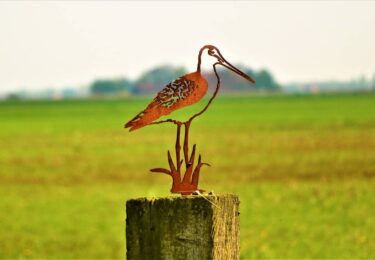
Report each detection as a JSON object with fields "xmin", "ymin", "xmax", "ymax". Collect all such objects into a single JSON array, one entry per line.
[{"xmin": 196, "ymin": 47, "xmax": 206, "ymax": 73}]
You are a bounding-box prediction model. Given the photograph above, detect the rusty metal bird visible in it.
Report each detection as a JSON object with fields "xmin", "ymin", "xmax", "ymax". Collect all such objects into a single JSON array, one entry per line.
[
  {"xmin": 125, "ymin": 45, "xmax": 255, "ymax": 131},
  {"xmin": 125, "ymin": 45, "xmax": 255, "ymax": 195}
]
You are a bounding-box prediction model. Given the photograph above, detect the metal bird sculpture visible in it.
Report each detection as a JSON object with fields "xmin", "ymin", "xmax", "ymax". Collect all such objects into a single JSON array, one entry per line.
[{"xmin": 125, "ymin": 45, "xmax": 255, "ymax": 195}]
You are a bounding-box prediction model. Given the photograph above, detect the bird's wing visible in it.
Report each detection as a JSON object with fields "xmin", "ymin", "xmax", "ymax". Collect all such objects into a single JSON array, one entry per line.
[
  {"xmin": 154, "ymin": 77, "xmax": 197, "ymax": 109},
  {"xmin": 125, "ymin": 76, "xmax": 197, "ymax": 131}
]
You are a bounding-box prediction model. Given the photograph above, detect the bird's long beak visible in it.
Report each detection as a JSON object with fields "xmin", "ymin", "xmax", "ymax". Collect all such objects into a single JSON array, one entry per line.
[{"xmin": 220, "ymin": 59, "xmax": 256, "ymax": 84}]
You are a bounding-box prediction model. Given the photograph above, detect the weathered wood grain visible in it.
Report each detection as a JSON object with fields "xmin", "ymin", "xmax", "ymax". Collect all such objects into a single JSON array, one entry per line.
[{"xmin": 126, "ymin": 194, "xmax": 240, "ymax": 260}]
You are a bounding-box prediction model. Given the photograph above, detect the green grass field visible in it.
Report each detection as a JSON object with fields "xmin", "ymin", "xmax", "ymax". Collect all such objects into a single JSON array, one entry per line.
[{"xmin": 1, "ymin": 93, "xmax": 375, "ymax": 258}]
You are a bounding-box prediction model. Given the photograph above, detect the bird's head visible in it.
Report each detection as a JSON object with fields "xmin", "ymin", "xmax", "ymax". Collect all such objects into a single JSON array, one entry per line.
[{"xmin": 199, "ymin": 45, "xmax": 256, "ymax": 84}]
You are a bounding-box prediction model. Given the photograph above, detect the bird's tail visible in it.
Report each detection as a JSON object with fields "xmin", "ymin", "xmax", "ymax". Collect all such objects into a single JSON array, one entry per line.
[
  {"xmin": 124, "ymin": 101, "xmax": 163, "ymax": 131},
  {"xmin": 124, "ymin": 111, "xmax": 145, "ymax": 131}
]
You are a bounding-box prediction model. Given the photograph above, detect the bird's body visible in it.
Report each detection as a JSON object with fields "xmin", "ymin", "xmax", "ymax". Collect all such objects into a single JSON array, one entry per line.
[
  {"xmin": 125, "ymin": 45, "xmax": 255, "ymax": 132},
  {"xmin": 125, "ymin": 71, "xmax": 208, "ymax": 131}
]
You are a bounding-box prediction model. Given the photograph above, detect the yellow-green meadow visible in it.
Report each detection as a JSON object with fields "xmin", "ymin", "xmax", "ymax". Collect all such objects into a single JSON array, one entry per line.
[{"xmin": 1, "ymin": 93, "xmax": 375, "ymax": 258}]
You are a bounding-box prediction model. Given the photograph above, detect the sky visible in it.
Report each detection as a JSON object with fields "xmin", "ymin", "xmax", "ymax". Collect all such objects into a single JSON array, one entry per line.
[{"xmin": 1, "ymin": 1, "xmax": 375, "ymax": 94}]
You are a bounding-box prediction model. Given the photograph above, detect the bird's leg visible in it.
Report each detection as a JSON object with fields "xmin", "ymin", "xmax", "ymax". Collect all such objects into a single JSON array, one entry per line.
[
  {"xmin": 183, "ymin": 121, "xmax": 191, "ymax": 168},
  {"xmin": 181, "ymin": 120, "xmax": 197, "ymax": 184},
  {"xmin": 182, "ymin": 144, "xmax": 196, "ymax": 184},
  {"xmin": 175, "ymin": 122, "xmax": 182, "ymax": 176}
]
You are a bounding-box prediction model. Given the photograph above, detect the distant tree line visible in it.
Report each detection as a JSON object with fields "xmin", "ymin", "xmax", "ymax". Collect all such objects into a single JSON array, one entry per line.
[
  {"xmin": 91, "ymin": 78, "xmax": 135, "ymax": 95},
  {"xmin": 89, "ymin": 64, "xmax": 280, "ymax": 96}
]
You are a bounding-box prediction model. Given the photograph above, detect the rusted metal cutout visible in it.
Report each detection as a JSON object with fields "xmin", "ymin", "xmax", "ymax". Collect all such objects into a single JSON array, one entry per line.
[{"xmin": 125, "ymin": 45, "xmax": 255, "ymax": 195}]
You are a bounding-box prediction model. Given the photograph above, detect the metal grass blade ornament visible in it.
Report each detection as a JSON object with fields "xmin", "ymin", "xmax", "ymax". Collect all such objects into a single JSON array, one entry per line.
[{"xmin": 125, "ymin": 45, "xmax": 255, "ymax": 195}]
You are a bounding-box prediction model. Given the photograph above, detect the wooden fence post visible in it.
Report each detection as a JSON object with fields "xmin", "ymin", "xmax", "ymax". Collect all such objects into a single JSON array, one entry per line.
[{"xmin": 126, "ymin": 194, "xmax": 240, "ymax": 260}]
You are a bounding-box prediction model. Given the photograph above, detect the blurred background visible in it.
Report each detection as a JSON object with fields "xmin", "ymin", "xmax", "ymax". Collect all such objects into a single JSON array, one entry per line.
[{"xmin": 0, "ymin": 1, "xmax": 374, "ymax": 258}]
